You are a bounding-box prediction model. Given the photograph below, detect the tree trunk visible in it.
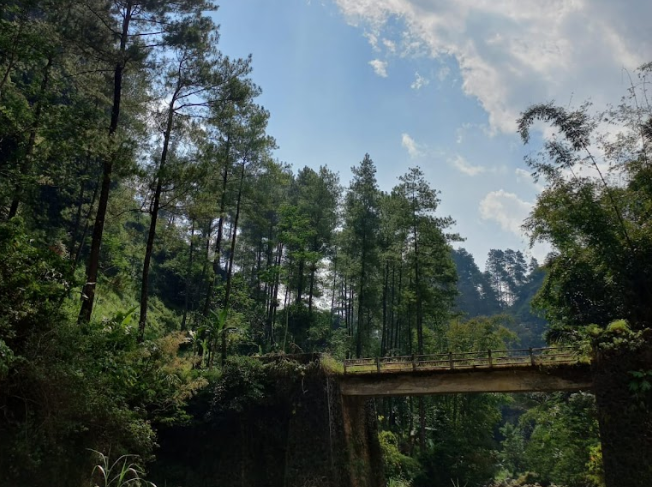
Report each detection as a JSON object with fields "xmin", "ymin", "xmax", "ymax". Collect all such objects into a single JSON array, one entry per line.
[
  {"xmin": 296, "ymin": 258, "xmax": 304, "ymax": 305},
  {"xmin": 356, "ymin": 230, "xmax": 367, "ymax": 358},
  {"xmin": 413, "ymin": 207, "xmax": 423, "ymax": 355},
  {"xmin": 202, "ymin": 134, "xmax": 231, "ymax": 316},
  {"xmin": 308, "ymin": 263, "xmax": 316, "ymax": 313},
  {"xmin": 330, "ymin": 248, "xmax": 337, "ymax": 319},
  {"xmin": 270, "ymin": 243, "xmax": 283, "ymax": 343},
  {"xmin": 181, "ymin": 220, "xmax": 196, "ymax": 330},
  {"xmin": 79, "ymin": 3, "xmax": 133, "ymax": 324},
  {"xmin": 418, "ymin": 397, "xmax": 426, "ymax": 450},
  {"xmin": 255, "ymin": 236, "xmax": 263, "ymax": 300},
  {"xmin": 282, "ymin": 283, "xmax": 290, "ymax": 352},
  {"xmin": 343, "ymin": 276, "xmax": 350, "ymax": 338},
  {"xmin": 389, "ymin": 263, "xmax": 396, "ymax": 353},
  {"xmin": 381, "ymin": 260, "xmax": 389, "ymax": 356},
  {"xmin": 138, "ymin": 96, "xmax": 176, "ymax": 341},
  {"xmin": 264, "ymin": 223, "xmax": 274, "ymax": 314},
  {"xmin": 72, "ymin": 178, "xmax": 100, "ymax": 271},
  {"xmin": 220, "ymin": 158, "xmax": 246, "ymax": 365}
]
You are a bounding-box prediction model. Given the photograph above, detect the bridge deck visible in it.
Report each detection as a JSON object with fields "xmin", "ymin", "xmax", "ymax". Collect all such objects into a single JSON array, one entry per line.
[
  {"xmin": 343, "ymin": 347, "xmax": 579, "ymax": 374},
  {"xmin": 340, "ymin": 347, "xmax": 593, "ymax": 396}
]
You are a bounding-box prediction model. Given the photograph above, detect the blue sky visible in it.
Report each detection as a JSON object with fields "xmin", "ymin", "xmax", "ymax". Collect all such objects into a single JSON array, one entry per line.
[{"xmin": 213, "ymin": 0, "xmax": 652, "ymax": 268}]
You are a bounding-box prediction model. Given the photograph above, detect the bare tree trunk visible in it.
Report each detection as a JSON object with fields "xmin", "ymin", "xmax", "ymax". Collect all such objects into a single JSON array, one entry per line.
[
  {"xmin": 138, "ymin": 97, "xmax": 176, "ymax": 341},
  {"xmin": 381, "ymin": 260, "xmax": 389, "ymax": 356},
  {"xmin": 343, "ymin": 276, "xmax": 349, "ymax": 336},
  {"xmin": 79, "ymin": 2, "xmax": 133, "ymax": 324},
  {"xmin": 296, "ymin": 258, "xmax": 304, "ymax": 305},
  {"xmin": 181, "ymin": 220, "xmax": 196, "ymax": 330},
  {"xmin": 203, "ymin": 134, "xmax": 231, "ymax": 316},
  {"xmin": 418, "ymin": 397, "xmax": 426, "ymax": 450},
  {"xmin": 389, "ymin": 263, "xmax": 396, "ymax": 353},
  {"xmin": 308, "ymin": 263, "xmax": 316, "ymax": 313},
  {"xmin": 269, "ymin": 243, "xmax": 283, "ymax": 343},
  {"xmin": 356, "ymin": 229, "xmax": 367, "ymax": 358},
  {"xmin": 220, "ymin": 158, "xmax": 246, "ymax": 365},
  {"xmin": 72, "ymin": 178, "xmax": 100, "ymax": 271},
  {"xmin": 330, "ymin": 248, "xmax": 337, "ymax": 319}
]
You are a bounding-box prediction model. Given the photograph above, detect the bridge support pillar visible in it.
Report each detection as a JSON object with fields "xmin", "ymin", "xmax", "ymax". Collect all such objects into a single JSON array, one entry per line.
[
  {"xmin": 340, "ymin": 396, "xmax": 386, "ymax": 487},
  {"xmin": 593, "ymin": 333, "xmax": 652, "ymax": 487}
]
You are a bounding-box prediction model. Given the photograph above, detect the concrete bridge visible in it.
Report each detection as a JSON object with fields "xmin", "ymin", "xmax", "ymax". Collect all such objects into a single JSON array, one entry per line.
[{"xmin": 340, "ymin": 347, "xmax": 593, "ymax": 396}]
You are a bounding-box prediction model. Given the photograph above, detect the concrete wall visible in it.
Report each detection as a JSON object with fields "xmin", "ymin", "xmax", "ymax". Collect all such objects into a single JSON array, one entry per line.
[
  {"xmin": 593, "ymin": 332, "xmax": 652, "ymax": 487},
  {"xmin": 150, "ymin": 360, "xmax": 385, "ymax": 487}
]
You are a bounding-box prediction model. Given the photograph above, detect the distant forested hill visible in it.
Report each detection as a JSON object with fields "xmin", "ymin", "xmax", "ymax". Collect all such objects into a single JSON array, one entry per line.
[{"xmin": 452, "ymin": 248, "xmax": 548, "ymax": 347}]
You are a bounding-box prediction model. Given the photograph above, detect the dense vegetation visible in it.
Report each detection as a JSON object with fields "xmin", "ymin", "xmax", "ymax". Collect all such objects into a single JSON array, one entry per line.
[{"xmin": 1, "ymin": 1, "xmax": 651, "ymax": 486}]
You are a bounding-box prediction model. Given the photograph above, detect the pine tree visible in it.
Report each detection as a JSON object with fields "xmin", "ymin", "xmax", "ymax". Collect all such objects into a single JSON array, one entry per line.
[{"xmin": 343, "ymin": 154, "xmax": 381, "ymax": 357}]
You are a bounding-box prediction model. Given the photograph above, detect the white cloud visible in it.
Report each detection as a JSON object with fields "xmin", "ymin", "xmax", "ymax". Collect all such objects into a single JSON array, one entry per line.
[
  {"xmin": 369, "ymin": 59, "xmax": 388, "ymax": 77},
  {"xmin": 401, "ymin": 133, "xmax": 423, "ymax": 158},
  {"xmin": 335, "ymin": 0, "xmax": 652, "ymax": 133},
  {"xmin": 411, "ymin": 72, "xmax": 429, "ymax": 90},
  {"xmin": 515, "ymin": 167, "xmax": 546, "ymax": 192},
  {"xmin": 515, "ymin": 168, "xmax": 531, "ymax": 182},
  {"xmin": 450, "ymin": 155, "xmax": 486, "ymax": 176},
  {"xmin": 437, "ymin": 65, "xmax": 450, "ymax": 82},
  {"xmin": 479, "ymin": 190, "xmax": 532, "ymax": 236},
  {"xmin": 365, "ymin": 32, "xmax": 379, "ymax": 50},
  {"xmin": 455, "ymin": 122, "xmax": 491, "ymax": 144},
  {"xmin": 383, "ymin": 38, "xmax": 396, "ymax": 52}
]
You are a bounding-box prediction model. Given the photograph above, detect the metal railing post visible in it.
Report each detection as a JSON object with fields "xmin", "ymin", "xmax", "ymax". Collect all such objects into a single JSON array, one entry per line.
[
  {"xmin": 376, "ymin": 357, "xmax": 381, "ymax": 373},
  {"xmin": 412, "ymin": 354, "xmax": 417, "ymax": 371},
  {"xmin": 488, "ymin": 349, "xmax": 493, "ymax": 368},
  {"xmin": 449, "ymin": 351, "xmax": 454, "ymax": 370},
  {"xmin": 343, "ymin": 361, "xmax": 347, "ymax": 375},
  {"xmin": 529, "ymin": 347, "xmax": 535, "ymax": 366}
]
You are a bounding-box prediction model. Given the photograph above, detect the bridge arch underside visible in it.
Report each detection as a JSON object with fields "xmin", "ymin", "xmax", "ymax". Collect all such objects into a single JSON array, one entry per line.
[{"xmin": 339, "ymin": 365, "xmax": 593, "ymax": 397}]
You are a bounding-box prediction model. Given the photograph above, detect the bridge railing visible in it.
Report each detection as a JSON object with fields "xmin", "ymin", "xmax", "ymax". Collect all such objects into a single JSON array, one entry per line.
[{"xmin": 343, "ymin": 347, "xmax": 581, "ymax": 374}]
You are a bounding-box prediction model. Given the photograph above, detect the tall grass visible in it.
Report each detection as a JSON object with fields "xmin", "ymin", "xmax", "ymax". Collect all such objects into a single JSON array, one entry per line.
[{"xmin": 90, "ymin": 451, "xmax": 157, "ymax": 487}]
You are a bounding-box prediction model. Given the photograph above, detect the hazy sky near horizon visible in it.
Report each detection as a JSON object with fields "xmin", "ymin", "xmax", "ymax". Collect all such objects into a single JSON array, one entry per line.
[{"xmin": 212, "ymin": 0, "xmax": 652, "ymax": 267}]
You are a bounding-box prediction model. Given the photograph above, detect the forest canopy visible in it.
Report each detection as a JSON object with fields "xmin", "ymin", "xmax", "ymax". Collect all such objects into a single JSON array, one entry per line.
[{"xmin": 2, "ymin": 1, "xmax": 650, "ymax": 486}]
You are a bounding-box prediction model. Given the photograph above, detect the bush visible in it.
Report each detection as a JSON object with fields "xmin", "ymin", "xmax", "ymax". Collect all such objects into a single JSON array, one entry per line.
[{"xmin": 379, "ymin": 430, "xmax": 421, "ymax": 482}]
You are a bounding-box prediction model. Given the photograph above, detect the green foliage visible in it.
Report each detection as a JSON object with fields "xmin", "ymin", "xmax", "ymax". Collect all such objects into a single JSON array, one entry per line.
[
  {"xmin": 519, "ymin": 64, "xmax": 652, "ymax": 335},
  {"xmin": 412, "ymin": 394, "xmax": 505, "ymax": 487},
  {"xmin": 628, "ymin": 369, "xmax": 652, "ymax": 408},
  {"xmin": 513, "ymin": 393, "xmax": 602, "ymax": 487},
  {"xmin": 2, "ymin": 0, "xmax": 621, "ymax": 484},
  {"xmin": 0, "ymin": 219, "xmax": 206, "ymax": 486},
  {"xmin": 586, "ymin": 444, "xmax": 606, "ymax": 487},
  {"xmin": 0, "ymin": 218, "xmax": 71, "ymax": 346},
  {"xmin": 452, "ymin": 248, "xmax": 501, "ymax": 317},
  {"xmin": 0, "ymin": 338, "xmax": 14, "ymax": 380},
  {"xmin": 343, "ymin": 153, "xmax": 382, "ymax": 357},
  {"xmin": 498, "ymin": 422, "xmax": 526, "ymax": 476},
  {"xmin": 445, "ymin": 315, "xmax": 518, "ymax": 352},
  {"xmin": 379, "ymin": 430, "xmax": 421, "ymax": 483},
  {"xmin": 319, "ymin": 353, "xmax": 344, "ymax": 374},
  {"xmin": 606, "ymin": 319, "xmax": 630, "ymax": 334},
  {"xmin": 453, "ymin": 248, "xmax": 548, "ymax": 347},
  {"xmin": 211, "ymin": 355, "xmax": 267, "ymax": 413}
]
